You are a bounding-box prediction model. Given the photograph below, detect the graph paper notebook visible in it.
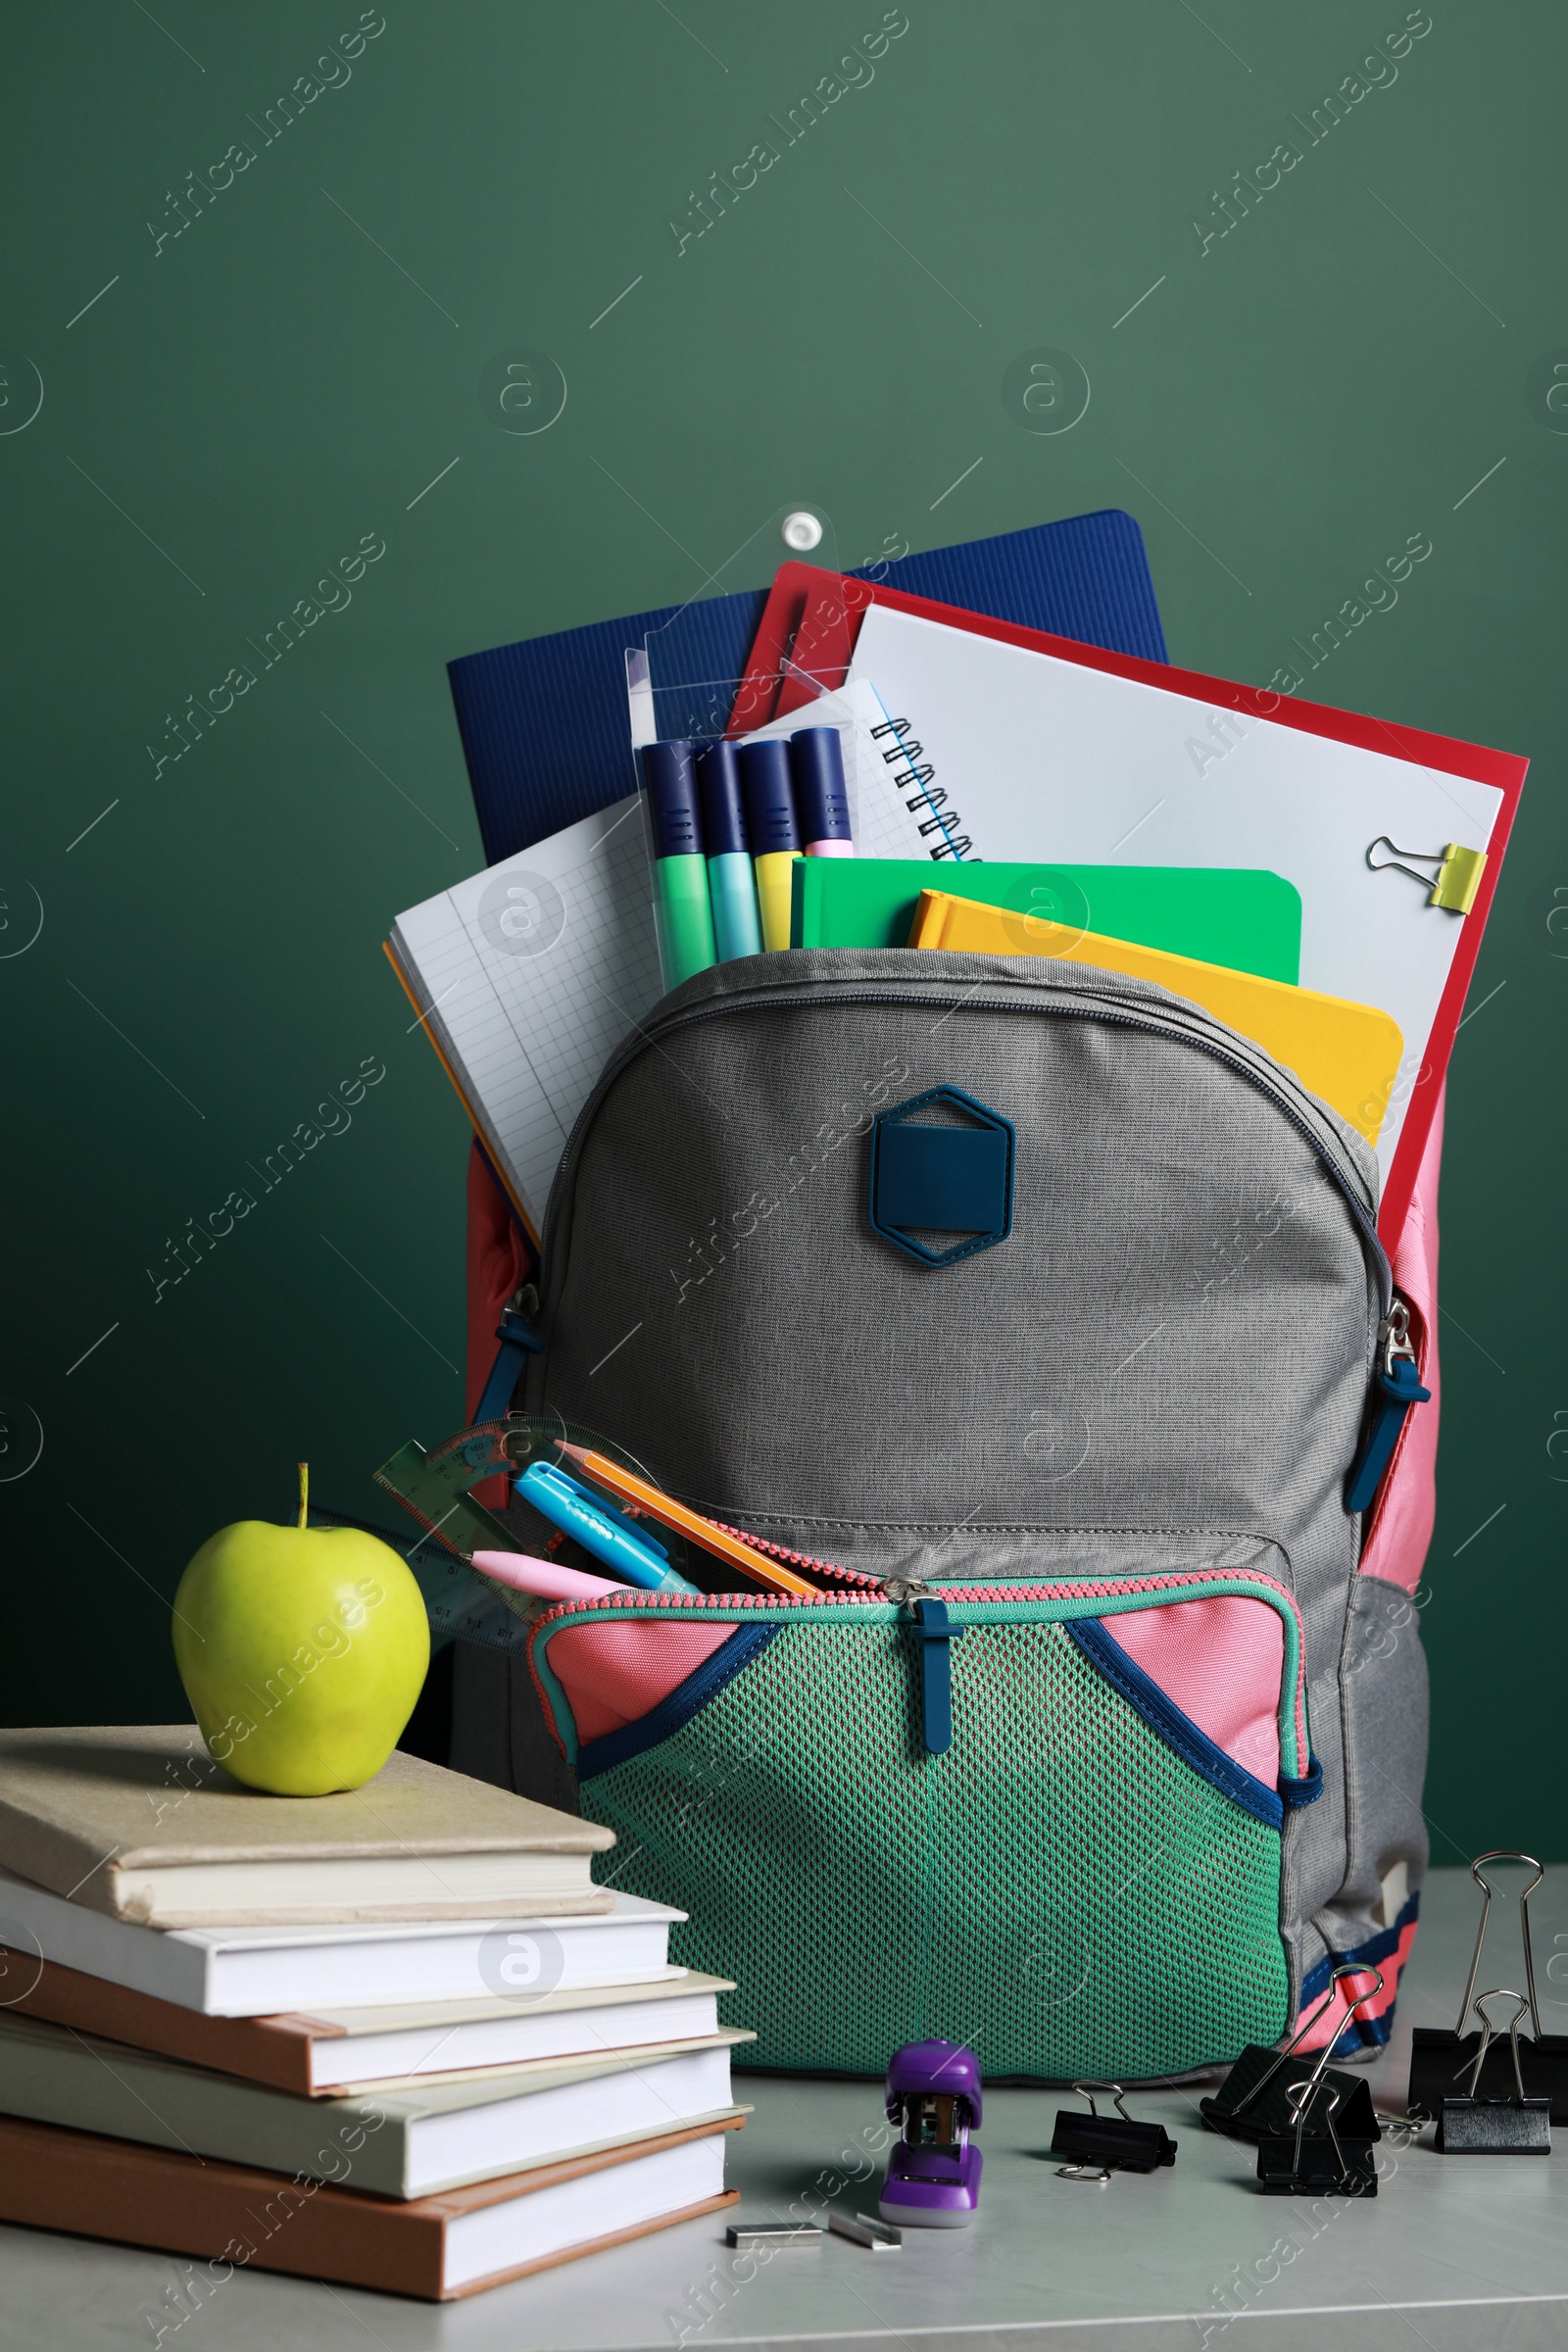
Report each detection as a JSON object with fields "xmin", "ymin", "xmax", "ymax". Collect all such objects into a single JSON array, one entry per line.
[{"xmin": 387, "ymin": 795, "xmax": 661, "ymax": 1238}]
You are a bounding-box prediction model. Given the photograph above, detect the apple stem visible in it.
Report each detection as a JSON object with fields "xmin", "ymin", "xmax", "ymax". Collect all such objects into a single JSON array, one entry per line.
[{"xmin": 297, "ymin": 1461, "xmax": 309, "ymax": 1531}]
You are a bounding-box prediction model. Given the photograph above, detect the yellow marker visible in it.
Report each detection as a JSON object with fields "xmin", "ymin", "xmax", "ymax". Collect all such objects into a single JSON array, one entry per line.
[
  {"xmin": 753, "ymin": 854, "xmax": 798, "ymax": 950},
  {"xmin": 909, "ymin": 890, "xmax": 1404, "ymax": 1147},
  {"xmin": 737, "ymin": 739, "xmax": 802, "ymax": 951}
]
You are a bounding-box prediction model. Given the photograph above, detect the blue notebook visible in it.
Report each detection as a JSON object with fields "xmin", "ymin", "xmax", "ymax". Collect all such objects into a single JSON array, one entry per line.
[{"xmin": 447, "ymin": 508, "xmax": 1168, "ymax": 866}]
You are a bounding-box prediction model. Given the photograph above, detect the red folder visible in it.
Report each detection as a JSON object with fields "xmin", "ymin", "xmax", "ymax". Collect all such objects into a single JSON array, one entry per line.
[
  {"xmin": 725, "ymin": 566, "xmax": 818, "ymax": 731},
  {"xmin": 729, "ymin": 564, "xmax": 1526, "ymax": 1246}
]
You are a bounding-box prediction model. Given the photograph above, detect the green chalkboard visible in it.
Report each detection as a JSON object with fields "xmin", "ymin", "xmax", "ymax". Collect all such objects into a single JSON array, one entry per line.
[{"xmin": 1, "ymin": 2, "xmax": 1563, "ymax": 1864}]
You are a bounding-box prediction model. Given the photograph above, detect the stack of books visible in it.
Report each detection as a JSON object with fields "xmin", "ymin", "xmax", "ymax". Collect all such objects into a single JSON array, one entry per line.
[{"xmin": 0, "ymin": 1726, "xmax": 746, "ymax": 2300}]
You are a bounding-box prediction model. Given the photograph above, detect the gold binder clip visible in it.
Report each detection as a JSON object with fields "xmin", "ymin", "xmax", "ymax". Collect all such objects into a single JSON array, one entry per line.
[{"xmin": 1367, "ymin": 837, "xmax": 1487, "ymax": 914}]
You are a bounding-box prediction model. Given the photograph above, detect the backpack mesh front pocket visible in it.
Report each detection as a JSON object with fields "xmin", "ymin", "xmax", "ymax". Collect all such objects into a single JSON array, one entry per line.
[{"xmin": 575, "ymin": 1613, "xmax": 1291, "ymax": 2080}]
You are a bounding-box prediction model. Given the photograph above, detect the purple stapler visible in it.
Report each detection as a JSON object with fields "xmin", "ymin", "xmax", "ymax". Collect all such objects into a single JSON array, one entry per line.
[{"xmin": 879, "ymin": 2039, "xmax": 983, "ymax": 2228}]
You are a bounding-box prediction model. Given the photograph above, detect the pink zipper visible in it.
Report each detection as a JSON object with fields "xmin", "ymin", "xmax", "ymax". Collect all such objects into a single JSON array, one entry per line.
[{"xmin": 523, "ymin": 1557, "xmax": 1311, "ymax": 1777}]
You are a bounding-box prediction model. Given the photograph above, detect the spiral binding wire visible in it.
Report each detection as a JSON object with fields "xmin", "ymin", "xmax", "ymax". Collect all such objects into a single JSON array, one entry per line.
[{"xmin": 869, "ymin": 714, "xmax": 971, "ymax": 860}]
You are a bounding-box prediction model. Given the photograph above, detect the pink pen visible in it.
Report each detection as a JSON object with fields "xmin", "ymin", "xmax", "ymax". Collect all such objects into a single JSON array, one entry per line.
[{"xmin": 471, "ymin": 1551, "xmax": 626, "ymax": 1603}]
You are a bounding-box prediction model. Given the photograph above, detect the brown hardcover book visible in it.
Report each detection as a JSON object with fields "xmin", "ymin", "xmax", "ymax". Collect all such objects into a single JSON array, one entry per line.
[
  {"xmin": 0, "ymin": 2112, "xmax": 742, "ymax": 2300},
  {"xmin": 0, "ymin": 1725, "xmax": 613, "ymax": 1925},
  {"xmin": 0, "ymin": 1944, "xmax": 732, "ymax": 2094}
]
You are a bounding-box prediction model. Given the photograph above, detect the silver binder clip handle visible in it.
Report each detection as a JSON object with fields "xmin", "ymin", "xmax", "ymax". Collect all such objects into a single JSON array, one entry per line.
[
  {"xmin": 1227, "ymin": 1961, "xmax": 1384, "ymax": 2124},
  {"xmin": 1286, "ymin": 2079, "xmax": 1346, "ymax": 2178},
  {"xmin": 1464, "ymin": 1989, "xmax": 1534, "ymax": 2104},
  {"xmin": 1071, "ymin": 2080, "xmax": 1135, "ymax": 2123},
  {"xmin": 1368, "ymin": 836, "xmax": 1440, "ymax": 889},
  {"xmin": 1455, "ymin": 1853, "xmax": 1544, "ymax": 2039}
]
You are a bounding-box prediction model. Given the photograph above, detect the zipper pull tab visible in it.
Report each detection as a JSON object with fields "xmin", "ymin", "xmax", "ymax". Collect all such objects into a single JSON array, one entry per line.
[
  {"xmin": 892, "ymin": 1591, "xmax": 966, "ymax": 1755},
  {"xmin": 1345, "ymin": 1298, "xmax": 1431, "ymax": 1514},
  {"xmin": 1377, "ymin": 1299, "xmax": 1416, "ymax": 1377}
]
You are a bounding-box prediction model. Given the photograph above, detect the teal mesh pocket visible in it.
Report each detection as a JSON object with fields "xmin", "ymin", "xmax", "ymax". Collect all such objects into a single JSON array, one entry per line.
[{"xmin": 580, "ymin": 1617, "xmax": 1290, "ymax": 2079}]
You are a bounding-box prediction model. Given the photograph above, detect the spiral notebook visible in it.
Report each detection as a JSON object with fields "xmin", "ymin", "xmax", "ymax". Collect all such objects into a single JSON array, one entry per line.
[{"xmin": 832, "ymin": 587, "xmax": 1524, "ymax": 1224}]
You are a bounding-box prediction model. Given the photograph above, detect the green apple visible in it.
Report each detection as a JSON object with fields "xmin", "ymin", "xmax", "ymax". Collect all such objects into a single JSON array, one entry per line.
[{"xmin": 172, "ymin": 1465, "xmax": 430, "ymax": 1795}]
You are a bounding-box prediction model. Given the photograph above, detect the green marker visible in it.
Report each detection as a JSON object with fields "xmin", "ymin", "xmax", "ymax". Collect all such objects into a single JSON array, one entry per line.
[{"xmin": 642, "ymin": 739, "xmax": 717, "ymax": 990}]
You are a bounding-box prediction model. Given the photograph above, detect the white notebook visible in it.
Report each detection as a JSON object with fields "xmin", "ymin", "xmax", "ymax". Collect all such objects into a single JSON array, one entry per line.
[
  {"xmin": 843, "ymin": 601, "xmax": 1506, "ymax": 1174},
  {"xmin": 388, "ymin": 796, "xmax": 662, "ymax": 1236}
]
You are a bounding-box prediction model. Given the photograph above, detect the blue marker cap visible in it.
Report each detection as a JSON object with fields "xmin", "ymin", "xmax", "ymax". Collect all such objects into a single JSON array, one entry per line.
[
  {"xmin": 738, "ymin": 739, "xmax": 801, "ymax": 856},
  {"xmin": 641, "ymin": 740, "xmax": 703, "ymax": 858},
  {"xmin": 694, "ymin": 739, "xmax": 750, "ymax": 858},
  {"xmin": 789, "ymin": 727, "xmax": 853, "ymax": 847}
]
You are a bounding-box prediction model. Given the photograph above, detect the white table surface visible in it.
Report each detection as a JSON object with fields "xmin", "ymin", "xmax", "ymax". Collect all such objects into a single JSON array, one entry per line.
[{"xmin": 8, "ymin": 1865, "xmax": 1568, "ymax": 2352}]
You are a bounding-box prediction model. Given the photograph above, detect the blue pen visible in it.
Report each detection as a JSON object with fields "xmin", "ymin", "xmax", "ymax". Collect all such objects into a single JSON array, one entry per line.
[
  {"xmin": 695, "ymin": 740, "xmax": 763, "ymax": 961},
  {"xmin": 515, "ymin": 1462, "xmax": 703, "ymax": 1594}
]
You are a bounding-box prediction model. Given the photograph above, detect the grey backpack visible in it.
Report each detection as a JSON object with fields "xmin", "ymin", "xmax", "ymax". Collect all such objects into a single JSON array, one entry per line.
[{"xmin": 496, "ymin": 948, "xmax": 1427, "ymax": 2080}]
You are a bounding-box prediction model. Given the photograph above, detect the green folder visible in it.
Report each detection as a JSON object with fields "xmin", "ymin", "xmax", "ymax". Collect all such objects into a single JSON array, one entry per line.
[{"xmin": 791, "ymin": 859, "xmax": 1302, "ymax": 983}]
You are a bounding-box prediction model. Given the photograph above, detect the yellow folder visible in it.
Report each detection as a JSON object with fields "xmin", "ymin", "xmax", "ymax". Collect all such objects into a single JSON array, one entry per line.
[{"xmin": 909, "ymin": 889, "xmax": 1403, "ymax": 1146}]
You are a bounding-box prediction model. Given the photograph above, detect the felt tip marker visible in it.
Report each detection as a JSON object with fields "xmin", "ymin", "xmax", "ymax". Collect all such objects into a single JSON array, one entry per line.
[
  {"xmin": 641, "ymin": 740, "xmax": 717, "ymax": 989},
  {"xmin": 737, "ymin": 737, "xmax": 801, "ymax": 951},
  {"xmin": 695, "ymin": 739, "xmax": 763, "ymax": 961},
  {"xmin": 790, "ymin": 727, "xmax": 855, "ymax": 857},
  {"xmin": 515, "ymin": 1460, "xmax": 704, "ymax": 1595},
  {"xmin": 553, "ymin": 1442, "xmax": 823, "ymax": 1597}
]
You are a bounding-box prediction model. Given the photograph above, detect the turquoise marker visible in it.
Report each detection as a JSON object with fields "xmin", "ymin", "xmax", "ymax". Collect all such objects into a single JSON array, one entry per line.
[
  {"xmin": 641, "ymin": 740, "xmax": 716, "ymax": 989},
  {"xmin": 695, "ymin": 740, "xmax": 762, "ymax": 961},
  {"xmin": 515, "ymin": 1462, "xmax": 702, "ymax": 1594}
]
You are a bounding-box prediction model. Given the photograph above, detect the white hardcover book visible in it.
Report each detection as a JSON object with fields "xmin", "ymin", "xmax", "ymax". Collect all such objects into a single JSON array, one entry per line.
[
  {"xmin": 0, "ymin": 1867, "xmax": 683, "ymax": 2017},
  {"xmin": 440, "ymin": 2128, "xmax": 730, "ymax": 2294},
  {"xmin": 0, "ymin": 2011, "xmax": 751, "ymax": 2199},
  {"xmin": 307, "ymin": 1975, "xmax": 726, "ymax": 2090}
]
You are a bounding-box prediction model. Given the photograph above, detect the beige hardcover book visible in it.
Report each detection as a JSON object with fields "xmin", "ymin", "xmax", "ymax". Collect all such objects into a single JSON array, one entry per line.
[
  {"xmin": 0, "ymin": 1726, "xmax": 613, "ymax": 1926},
  {"xmin": 0, "ymin": 2111, "xmax": 743, "ymax": 2300}
]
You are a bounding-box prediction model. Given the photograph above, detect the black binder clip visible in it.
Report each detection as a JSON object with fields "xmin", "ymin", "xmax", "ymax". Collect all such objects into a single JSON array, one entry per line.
[
  {"xmin": 1408, "ymin": 1852, "xmax": 1568, "ymax": 2124},
  {"xmin": 1050, "ymin": 2082, "xmax": 1177, "ymax": 2180},
  {"xmin": 1256, "ymin": 2082, "xmax": 1378, "ymax": 2197},
  {"xmin": 1200, "ymin": 1964, "xmax": 1383, "ymax": 2147},
  {"xmin": 1434, "ymin": 1990, "xmax": 1552, "ymax": 2154}
]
